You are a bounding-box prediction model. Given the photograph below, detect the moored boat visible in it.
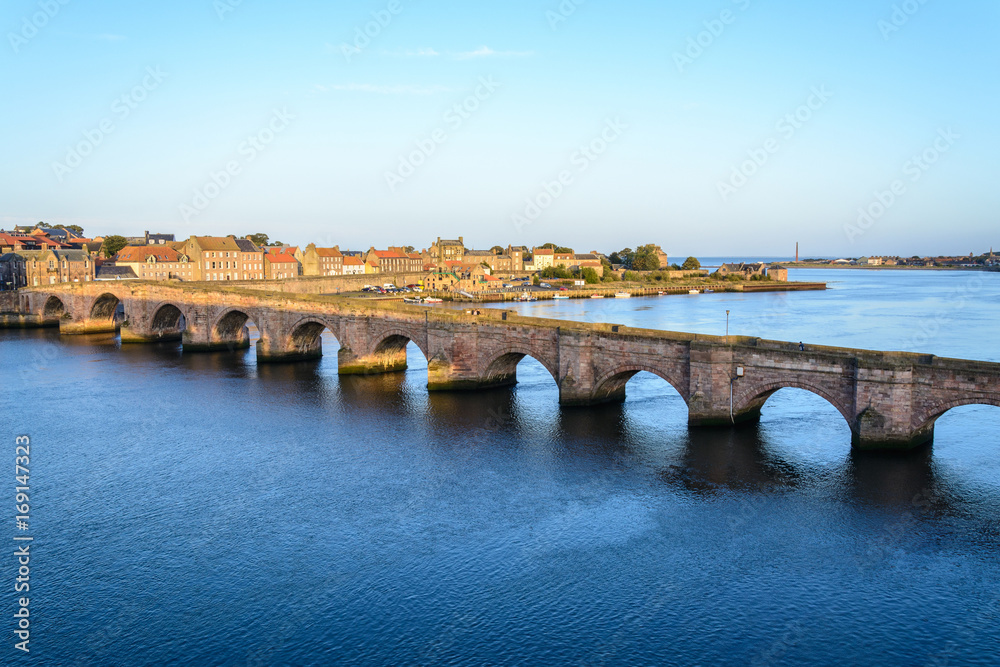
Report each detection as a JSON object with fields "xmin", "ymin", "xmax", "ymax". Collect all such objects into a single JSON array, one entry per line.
[{"xmin": 614, "ymin": 292, "xmax": 631, "ymax": 298}]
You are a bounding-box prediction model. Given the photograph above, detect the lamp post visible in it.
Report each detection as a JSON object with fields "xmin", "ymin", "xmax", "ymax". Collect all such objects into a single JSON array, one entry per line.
[{"xmin": 726, "ymin": 310, "xmax": 730, "ymax": 343}]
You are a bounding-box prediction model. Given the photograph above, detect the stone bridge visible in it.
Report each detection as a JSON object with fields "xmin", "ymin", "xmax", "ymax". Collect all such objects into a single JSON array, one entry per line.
[{"xmin": 4, "ymin": 282, "xmax": 1000, "ymax": 451}]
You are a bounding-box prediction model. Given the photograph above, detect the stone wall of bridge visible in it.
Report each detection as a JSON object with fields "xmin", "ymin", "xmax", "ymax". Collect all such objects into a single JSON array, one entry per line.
[{"xmin": 7, "ymin": 281, "xmax": 1000, "ymax": 451}]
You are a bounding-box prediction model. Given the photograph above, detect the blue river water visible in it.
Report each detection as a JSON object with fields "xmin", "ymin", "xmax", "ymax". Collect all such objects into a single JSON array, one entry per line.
[{"xmin": 2, "ymin": 268, "xmax": 999, "ymax": 665}]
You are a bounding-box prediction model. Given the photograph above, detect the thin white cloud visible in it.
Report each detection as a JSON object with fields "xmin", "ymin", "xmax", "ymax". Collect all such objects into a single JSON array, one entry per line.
[
  {"xmin": 383, "ymin": 48, "xmax": 441, "ymax": 58},
  {"xmin": 381, "ymin": 45, "xmax": 533, "ymax": 60},
  {"xmin": 453, "ymin": 46, "xmax": 533, "ymax": 60},
  {"xmin": 322, "ymin": 83, "xmax": 453, "ymax": 95}
]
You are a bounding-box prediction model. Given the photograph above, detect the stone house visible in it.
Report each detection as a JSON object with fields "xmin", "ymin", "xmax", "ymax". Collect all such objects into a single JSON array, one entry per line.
[
  {"xmin": 717, "ymin": 262, "xmax": 768, "ymax": 279},
  {"xmin": 302, "ymin": 244, "xmax": 345, "ymax": 276},
  {"xmin": 429, "ymin": 237, "xmax": 465, "ymax": 266},
  {"xmin": 115, "ymin": 245, "xmax": 194, "ymax": 281},
  {"xmin": 343, "ymin": 256, "xmax": 365, "ymax": 275},
  {"xmin": 264, "ymin": 253, "xmax": 300, "ymax": 280},
  {"xmin": 180, "ymin": 236, "xmax": 264, "ymax": 282},
  {"xmin": 0, "ymin": 253, "xmax": 26, "ymax": 290},
  {"xmin": 21, "ymin": 248, "xmax": 96, "ymax": 286}
]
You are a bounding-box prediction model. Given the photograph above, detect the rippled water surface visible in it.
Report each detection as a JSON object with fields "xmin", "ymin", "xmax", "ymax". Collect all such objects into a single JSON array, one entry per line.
[{"xmin": 3, "ymin": 269, "xmax": 999, "ymax": 665}]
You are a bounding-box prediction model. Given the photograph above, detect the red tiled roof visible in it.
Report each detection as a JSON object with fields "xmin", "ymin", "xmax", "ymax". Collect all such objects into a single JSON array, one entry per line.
[
  {"xmin": 315, "ymin": 248, "xmax": 343, "ymax": 258},
  {"xmin": 372, "ymin": 250, "xmax": 405, "ymax": 259},
  {"xmin": 116, "ymin": 246, "xmax": 182, "ymax": 262},
  {"xmin": 343, "ymin": 256, "xmax": 364, "ymax": 266},
  {"xmin": 267, "ymin": 254, "xmax": 298, "ymax": 264}
]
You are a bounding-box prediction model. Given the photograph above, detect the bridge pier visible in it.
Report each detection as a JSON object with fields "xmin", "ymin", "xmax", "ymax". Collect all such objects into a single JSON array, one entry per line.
[
  {"xmin": 59, "ymin": 318, "xmax": 118, "ymax": 336},
  {"xmin": 182, "ymin": 326, "xmax": 251, "ymax": 353},
  {"xmin": 256, "ymin": 336, "xmax": 322, "ymax": 364},
  {"xmin": 426, "ymin": 356, "xmax": 519, "ymax": 391},
  {"xmin": 338, "ymin": 346, "xmax": 407, "ymax": 376}
]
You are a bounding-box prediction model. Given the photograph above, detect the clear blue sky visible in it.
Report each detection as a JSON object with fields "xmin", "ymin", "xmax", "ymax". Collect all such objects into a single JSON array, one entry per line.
[{"xmin": 2, "ymin": 0, "xmax": 997, "ymax": 256}]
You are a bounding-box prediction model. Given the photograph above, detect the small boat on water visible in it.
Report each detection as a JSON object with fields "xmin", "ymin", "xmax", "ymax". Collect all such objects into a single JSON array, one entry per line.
[
  {"xmin": 657, "ymin": 291, "xmax": 666, "ymax": 296},
  {"xmin": 518, "ymin": 293, "xmax": 537, "ymax": 302},
  {"xmin": 614, "ymin": 292, "xmax": 631, "ymax": 298},
  {"xmin": 591, "ymin": 294, "xmax": 604, "ymax": 299},
  {"xmin": 403, "ymin": 297, "xmax": 422, "ymax": 304},
  {"xmin": 688, "ymin": 289, "xmax": 700, "ymax": 295},
  {"xmin": 423, "ymin": 297, "xmax": 443, "ymax": 303},
  {"xmin": 553, "ymin": 295, "xmax": 570, "ymax": 299}
]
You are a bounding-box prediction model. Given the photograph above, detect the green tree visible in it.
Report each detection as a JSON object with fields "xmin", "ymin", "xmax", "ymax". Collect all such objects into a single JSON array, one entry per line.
[
  {"xmin": 53, "ymin": 224, "xmax": 85, "ymax": 235},
  {"xmin": 581, "ymin": 267, "xmax": 600, "ymax": 284},
  {"xmin": 102, "ymin": 235, "xmax": 129, "ymax": 258},
  {"xmin": 404, "ymin": 245, "xmax": 415, "ymax": 253},
  {"xmin": 681, "ymin": 256, "xmax": 701, "ymax": 270},
  {"xmin": 490, "ymin": 245, "xmax": 504, "ymax": 254},
  {"xmin": 632, "ymin": 244, "xmax": 661, "ymax": 271},
  {"xmin": 540, "ymin": 265, "xmax": 573, "ymax": 279},
  {"xmin": 247, "ymin": 233, "xmax": 269, "ymax": 247}
]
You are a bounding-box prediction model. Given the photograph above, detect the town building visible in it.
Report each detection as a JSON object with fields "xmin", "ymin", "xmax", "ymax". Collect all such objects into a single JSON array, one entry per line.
[
  {"xmin": 234, "ymin": 239, "xmax": 265, "ymax": 281},
  {"xmin": 717, "ymin": 262, "xmax": 769, "ymax": 279},
  {"xmin": 429, "ymin": 237, "xmax": 465, "ymax": 266},
  {"xmin": 0, "ymin": 232, "xmax": 67, "ymax": 251},
  {"xmin": 21, "ymin": 248, "xmax": 96, "ymax": 286},
  {"xmin": 570, "ymin": 254, "xmax": 605, "ymax": 277},
  {"xmin": 115, "ymin": 246, "xmax": 194, "ymax": 281},
  {"xmin": 301, "ymin": 245, "xmax": 345, "ymax": 276},
  {"xmin": 530, "ymin": 248, "xmax": 554, "ymax": 270},
  {"xmin": 96, "ymin": 265, "xmax": 139, "ymax": 281},
  {"xmin": 179, "ymin": 236, "xmax": 264, "ymax": 282},
  {"xmin": 768, "ymin": 266, "xmax": 789, "ymax": 282},
  {"xmin": 126, "ymin": 231, "xmax": 176, "ymax": 245},
  {"xmin": 553, "ymin": 251, "xmax": 575, "ymax": 267},
  {"xmin": 264, "ymin": 253, "xmax": 300, "ymax": 280},
  {"xmin": 364, "ymin": 248, "xmax": 423, "ymax": 274},
  {"xmin": 0, "ymin": 253, "xmax": 26, "ymax": 290},
  {"xmin": 342, "ymin": 256, "xmax": 365, "ymax": 275}
]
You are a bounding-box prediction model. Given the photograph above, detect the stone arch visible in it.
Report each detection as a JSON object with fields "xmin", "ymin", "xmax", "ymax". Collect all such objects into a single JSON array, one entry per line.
[
  {"xmin": 42, "ymin": 295, "xmax": 66, "ymax": 320},
  {"xmin": 212, "ymin": 308, "xmax": 263, "ymax": 340},
  {"xmin": 478, "ymin": 346, "xmax": 560, "ymax": 387},
  {"xmin": 591, "ymin": 364, "xmax": 690, "ymax": 405},
  {"xmin": 912, "ymin": 396, "xmax": 1000, "ymax": 434},
  {"xmin": 287, "ymin": 317, "xmax": 341, "ymax": 354},
  {"xmin": 369, "ymin": 327, "xmax": 429, "ymax": 360},
  {"xmin": 734, "ymin": 379, "xmax": 854, "ymax": 425},
  {"xmin": 90, "ymin": 293, "xmax": 122, "ymax": 322},
  {"xmin": 150, "ymin": 302, "xmax": 188, "ymax": 334}
]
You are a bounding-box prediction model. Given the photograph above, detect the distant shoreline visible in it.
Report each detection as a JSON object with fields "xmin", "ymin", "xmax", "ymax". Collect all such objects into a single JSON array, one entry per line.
[{"xmin": 785, "ymin": 263, "xmax": 987, "ymax": 271}]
